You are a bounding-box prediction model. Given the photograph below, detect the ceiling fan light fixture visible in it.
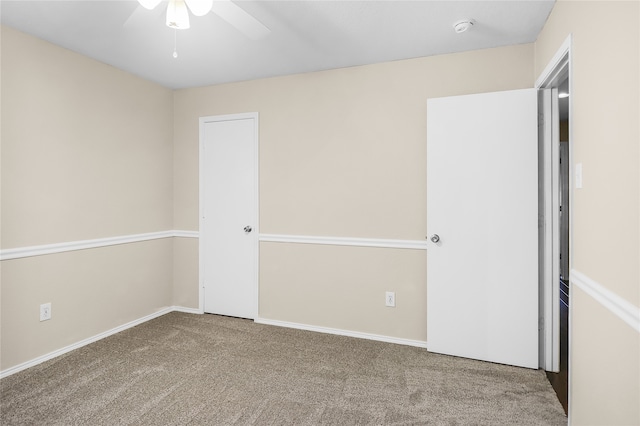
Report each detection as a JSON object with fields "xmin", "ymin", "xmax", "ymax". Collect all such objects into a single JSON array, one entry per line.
[
  {"xmin": 185, "ymin": 0, "xmax": 214, "ymax": 17},
  {"xmin": 167, "ymin": 0, "xmax": 190, "ymax": 29},
  {"xmin": 138, "ymin": 0, "xmax": 162, "ymax": 10}
]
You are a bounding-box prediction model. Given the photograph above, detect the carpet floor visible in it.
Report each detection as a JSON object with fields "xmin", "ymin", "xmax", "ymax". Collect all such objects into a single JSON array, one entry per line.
[{"xmin": 1, "ymin": 312, "xmax": 567, "ymax": 425}]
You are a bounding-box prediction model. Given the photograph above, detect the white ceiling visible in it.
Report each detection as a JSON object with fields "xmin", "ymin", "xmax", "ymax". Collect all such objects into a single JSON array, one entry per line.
[{"xmin": 0, "ymin": 0, "xmax": 555, "ymax": 89}]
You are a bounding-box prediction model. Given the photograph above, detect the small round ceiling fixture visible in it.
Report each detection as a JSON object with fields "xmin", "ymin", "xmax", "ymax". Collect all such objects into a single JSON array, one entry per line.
[{"xmin": 453, "ymin": 19, "xmax": 475, "ymax": 34}]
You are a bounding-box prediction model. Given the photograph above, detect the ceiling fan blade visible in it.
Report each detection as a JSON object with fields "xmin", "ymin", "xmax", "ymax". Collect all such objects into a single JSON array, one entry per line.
[
  {"xmin": 138, "ymin": 0, "xmax": 163, "ymax": 10},
  {"xmin": 185, "ymin": 0, "xmax": 213, "ymax": 17},
  {"xmin": 124, "ymin": 1, "xmax": 166, "ymax": 29},
  {"xmin": 210, "ymin": 0, "xmax": 270, "ymax": 40}
]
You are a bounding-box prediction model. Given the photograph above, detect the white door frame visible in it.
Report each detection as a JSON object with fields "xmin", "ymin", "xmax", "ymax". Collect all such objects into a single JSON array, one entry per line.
[
  {"xmin": 535, "ymin": 35, "xmax": 572, "ymax": 373},
  {"xmin": 198, "ymin": 112, "xmax": 260, "ymax": 316}
]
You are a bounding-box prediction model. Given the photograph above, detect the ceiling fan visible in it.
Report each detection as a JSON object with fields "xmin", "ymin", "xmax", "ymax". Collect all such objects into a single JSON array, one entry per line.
[{"xmin": 133, "ymin": 0, "xmax": 270, "ymax": 40}]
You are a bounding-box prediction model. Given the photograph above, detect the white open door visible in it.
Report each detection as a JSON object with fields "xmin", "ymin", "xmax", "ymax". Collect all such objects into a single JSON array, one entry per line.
[
  {"xmin": 200, "ymin": 114, "xmax": 258, "ymax": 319},
  {"xmin": 426, "ymin": 89, "xmax": 539, "ymax": 369}
]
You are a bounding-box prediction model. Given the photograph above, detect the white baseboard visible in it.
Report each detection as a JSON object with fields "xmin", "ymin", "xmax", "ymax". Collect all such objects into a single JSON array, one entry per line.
[
  {"xmin": 0, "ymin": 306, "xmax": 201, "ymax": 379},
  {"xmin": 1, "ymin": 308, "xmax": 429, "ymax": 379},
  {"xmin": 172, "ymin": 306, "xmax": 203, "ymax": 315},
  {"xmin": 255, "ymin": 317, "xmax": 428, "ymax": 349}
]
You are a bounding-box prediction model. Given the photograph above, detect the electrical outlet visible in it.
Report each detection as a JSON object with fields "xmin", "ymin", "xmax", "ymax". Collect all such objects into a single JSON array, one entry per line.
[
  {"xmin": 40, "ymin": 303, "xmax": 52, "ymax": 322},
  {"xmin": 385, "ymin": 291, "xmax": 395, "ymax": 307}
]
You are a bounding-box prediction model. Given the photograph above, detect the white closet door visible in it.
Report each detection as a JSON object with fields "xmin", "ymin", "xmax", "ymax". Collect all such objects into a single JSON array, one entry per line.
[{"xmin": 201, "ymin": 114, "xmax": 258, "ymax": 319}]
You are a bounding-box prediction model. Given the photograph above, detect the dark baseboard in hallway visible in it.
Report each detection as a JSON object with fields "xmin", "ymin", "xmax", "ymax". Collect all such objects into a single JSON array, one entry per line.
[
  {"xmin": 546, "ymin": 279, "xmax": 569, "ymax": 414},
  {"xmin": 546, "ymin": 369, "xmax": 567, "ymax": 414}
]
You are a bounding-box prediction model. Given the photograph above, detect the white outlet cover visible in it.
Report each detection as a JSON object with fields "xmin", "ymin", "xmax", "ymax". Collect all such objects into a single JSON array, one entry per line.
[
  {"xmin": 385, "ymin": 291, "xmax": 396, "ymax": 307},
  {"xmin": 40, "ymin": 303, "xmax": 52, "ymax": 321}
]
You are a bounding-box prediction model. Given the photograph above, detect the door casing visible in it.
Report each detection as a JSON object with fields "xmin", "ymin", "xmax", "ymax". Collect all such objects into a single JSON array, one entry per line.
[{"xmin": 535, "ymin": 35, "xmax": 572, "ymax": 374}]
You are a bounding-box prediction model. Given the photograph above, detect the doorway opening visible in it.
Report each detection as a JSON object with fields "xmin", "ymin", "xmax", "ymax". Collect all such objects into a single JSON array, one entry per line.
[
  {"xmin": 546, "ymin": 75, "xmax": 570, "ymax": 414},
  {"xmin": 535, "ymin": 35, "xmax": 572, "ymax": 415}
]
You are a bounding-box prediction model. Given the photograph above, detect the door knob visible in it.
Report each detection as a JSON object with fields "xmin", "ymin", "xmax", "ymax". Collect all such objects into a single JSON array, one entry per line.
[
  {"xmin": 244, "ymin": 226, "xmax": 252, "ymax": 233},
  {"xmin": 430, "ymin": 234, "xmax": 440, "ymax": 243}
]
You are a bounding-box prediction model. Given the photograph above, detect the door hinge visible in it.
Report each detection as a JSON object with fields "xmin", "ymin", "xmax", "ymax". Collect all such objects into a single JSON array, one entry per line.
[{"xmin": 539, "ymin": 316, "xmax": 544, "ymax": 330}]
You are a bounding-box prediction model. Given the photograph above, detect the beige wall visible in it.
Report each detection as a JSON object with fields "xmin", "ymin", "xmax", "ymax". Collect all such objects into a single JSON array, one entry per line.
[
  {"xmin": 571, "ymin": 287, "xmax": 639, "ymax": 425},
  {"xmin": 259, "ymin": 243, "xmax": 427, "ymax": 341},
  {"xmin": 172, "ymin": 237, "xmax": 199, "ymax": 308},
  {"xmin": 174, "ymin": 45, "xmax": 534, "ymax": 233},
  {"xmin": 174, "ymin": 44, "xmax": 534, "ymax": 338},
  {"xmin": 1, "ymin": 240, "xmax": 173, "ymax": 369},
  {"xmin": 536, "ymin": 1, "xmax": 639, "ymax": 304},
  {"xmin": 0, "ymin": 26, "xmax": 175, "ymax": 371},
  {"xmin": 1, "ymin": 28, "xmax": 174, "ymax": 248},
  {"xmin": 534, "ymin": 1, "xmax": 639, "ymax": 424}
]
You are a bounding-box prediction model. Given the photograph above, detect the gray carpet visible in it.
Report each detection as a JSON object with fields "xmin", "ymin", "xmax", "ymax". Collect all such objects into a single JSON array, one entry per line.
[{"xmin": 1, "ymin": 312, "xmax": 567, "ymax": 425}]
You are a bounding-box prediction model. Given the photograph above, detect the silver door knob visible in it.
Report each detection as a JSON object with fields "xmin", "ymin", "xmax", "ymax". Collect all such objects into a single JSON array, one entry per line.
[
  {"xmin": 430, "ymin": 234, "xmax": 440, "ymax": 243},
  {"xmin": 244, "ymin": 226, "xmax": 252, "ymax": 233}
]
